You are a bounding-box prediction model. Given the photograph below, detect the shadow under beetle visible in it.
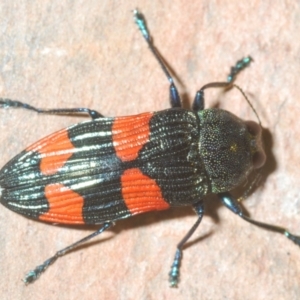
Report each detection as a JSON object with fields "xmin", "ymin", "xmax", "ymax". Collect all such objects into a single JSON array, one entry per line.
[{"xmin": 0, "ymin": 9, "xmax": 299, "ymax": 287}]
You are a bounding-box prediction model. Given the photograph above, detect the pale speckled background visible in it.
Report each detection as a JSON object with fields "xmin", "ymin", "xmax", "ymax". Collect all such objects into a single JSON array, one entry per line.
[{"xmin": 0, "ymin": 1, "xmax": 300, "ymax": 300}]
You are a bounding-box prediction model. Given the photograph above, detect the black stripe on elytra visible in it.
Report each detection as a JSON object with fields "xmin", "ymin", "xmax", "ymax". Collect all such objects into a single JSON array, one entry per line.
[
  {"xmin": 138, "ymin": 109, "xmax": 210, "ymax": 206},
  {"xmin": 0, "ymin": 149, "xmax": 49, "ymax": 219}
]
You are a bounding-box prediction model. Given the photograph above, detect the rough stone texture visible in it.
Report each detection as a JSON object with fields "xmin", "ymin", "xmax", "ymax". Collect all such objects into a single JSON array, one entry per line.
[{"xmin": 0, "ymin": 1, "xmax": 300, "ymax": 299}]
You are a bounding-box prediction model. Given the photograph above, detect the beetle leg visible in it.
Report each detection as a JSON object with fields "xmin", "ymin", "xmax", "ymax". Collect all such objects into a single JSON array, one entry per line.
[
  {"xmin": 169, "ymin": 200, "xmax": 204, "ymax": 287},
  {"xmin": 227, "ymin": 56, "xmax": 252, "ymax": 83},
  {"xmin": 192, "ymin": 56, "xmax": 252, "ymax": 111},
  {"xmin": 24, "ymin": 221, "xmax": 113, "ymax": 284},
  {"xmin": 0, "ymin": 98, "xmax": 103, "ymax": 119},
  {"xmin": 219, "ymin": 192, "xmax": 300, "ymax": 246},
  {"xmin": 134, "ymin": 9, "xmax": 182, "ymax": 108}
]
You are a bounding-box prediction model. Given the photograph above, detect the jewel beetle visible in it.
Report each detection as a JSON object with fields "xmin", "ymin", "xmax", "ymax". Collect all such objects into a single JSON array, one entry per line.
[{"xmin": 0, "ymin": 9, "xmax": 299, "ymax": 287}]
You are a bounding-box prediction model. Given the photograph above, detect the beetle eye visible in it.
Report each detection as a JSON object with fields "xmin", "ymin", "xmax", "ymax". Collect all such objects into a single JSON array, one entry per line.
[
  {"xmin": 252, "ymin": 150, "xmax": 266, "ymax": 169},
  {"xmin": 245, "ymin": 120, "xmax": 261, "ymax": 137},
  {"xmin": 244, "ymin": 121, "xmax": 266, "ymax": 169}
]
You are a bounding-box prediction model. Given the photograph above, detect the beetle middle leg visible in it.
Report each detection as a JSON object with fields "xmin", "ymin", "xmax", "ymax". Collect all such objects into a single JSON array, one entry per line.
[
  {"xmin": 169, "ymin": 200, "xmax": 204, "ymax": 287},
  {"xmin": 0, "ymin": 98, "xmax": 103, "ymax": 120},
  {"xmin": 134, "ymin": 9, "xmax": 182, "ymax": 109}
]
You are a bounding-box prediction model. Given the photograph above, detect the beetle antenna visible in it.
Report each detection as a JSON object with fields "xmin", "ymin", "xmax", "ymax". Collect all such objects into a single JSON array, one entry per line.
[{"xmin": 232, "ymin": 83, "xmax": 261, "ymax": 126}]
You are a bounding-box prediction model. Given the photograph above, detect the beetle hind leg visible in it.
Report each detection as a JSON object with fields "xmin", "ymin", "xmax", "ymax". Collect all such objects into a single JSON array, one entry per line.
[{"xmin": 24, "ymin": 222, "xmax": 113, "ymax": 284}]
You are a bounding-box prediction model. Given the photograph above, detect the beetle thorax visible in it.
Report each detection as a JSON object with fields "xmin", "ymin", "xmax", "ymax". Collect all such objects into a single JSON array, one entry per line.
[{"xmin": 197, "ymin": 108, "xmax": 265, "ymax": 193}]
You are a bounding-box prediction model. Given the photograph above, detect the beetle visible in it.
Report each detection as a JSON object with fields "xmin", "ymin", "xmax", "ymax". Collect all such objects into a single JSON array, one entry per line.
[{"xmin": 0, "ymin": 9, "xmax": 299, "ymax": 287}]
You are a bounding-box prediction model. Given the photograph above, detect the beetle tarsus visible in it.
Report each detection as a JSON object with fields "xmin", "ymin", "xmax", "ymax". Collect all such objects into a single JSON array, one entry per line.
[
  {"xmin": 169, "ymin": 249, "xmax": 182, "ymax": 287},
  {"xmin": 285, "ymin": 231, "xmax": 300, "ymax": 246},
  {"xmin": 24, "ymin": 257, "xmax": 56, "ymax": 284},
  {"xmin": 227, "ymin": 56, "xmax": 253, "ymax": 83}
]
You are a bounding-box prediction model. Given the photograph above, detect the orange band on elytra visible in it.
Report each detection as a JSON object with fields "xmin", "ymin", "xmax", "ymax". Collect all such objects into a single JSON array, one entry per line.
[
  {"xmin": 39, "ymin": 183, "xmax": 85, "ymax": 224},
  {"xmin": 121, "ymin": 168, "xmax": 170, "ymax": 215},
  {"xmin": 112, "ymin": 112, "xmax": 153, "ymax": 162},
  {"xmin": 27, "ymin": 129, "xmax": 75, "ymax": 176}
]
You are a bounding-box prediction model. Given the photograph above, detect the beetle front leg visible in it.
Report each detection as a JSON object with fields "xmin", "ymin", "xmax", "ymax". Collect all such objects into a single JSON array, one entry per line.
[{"xmin": 219, "ymin": 192, "xmax": 300, "ymax": 246}]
